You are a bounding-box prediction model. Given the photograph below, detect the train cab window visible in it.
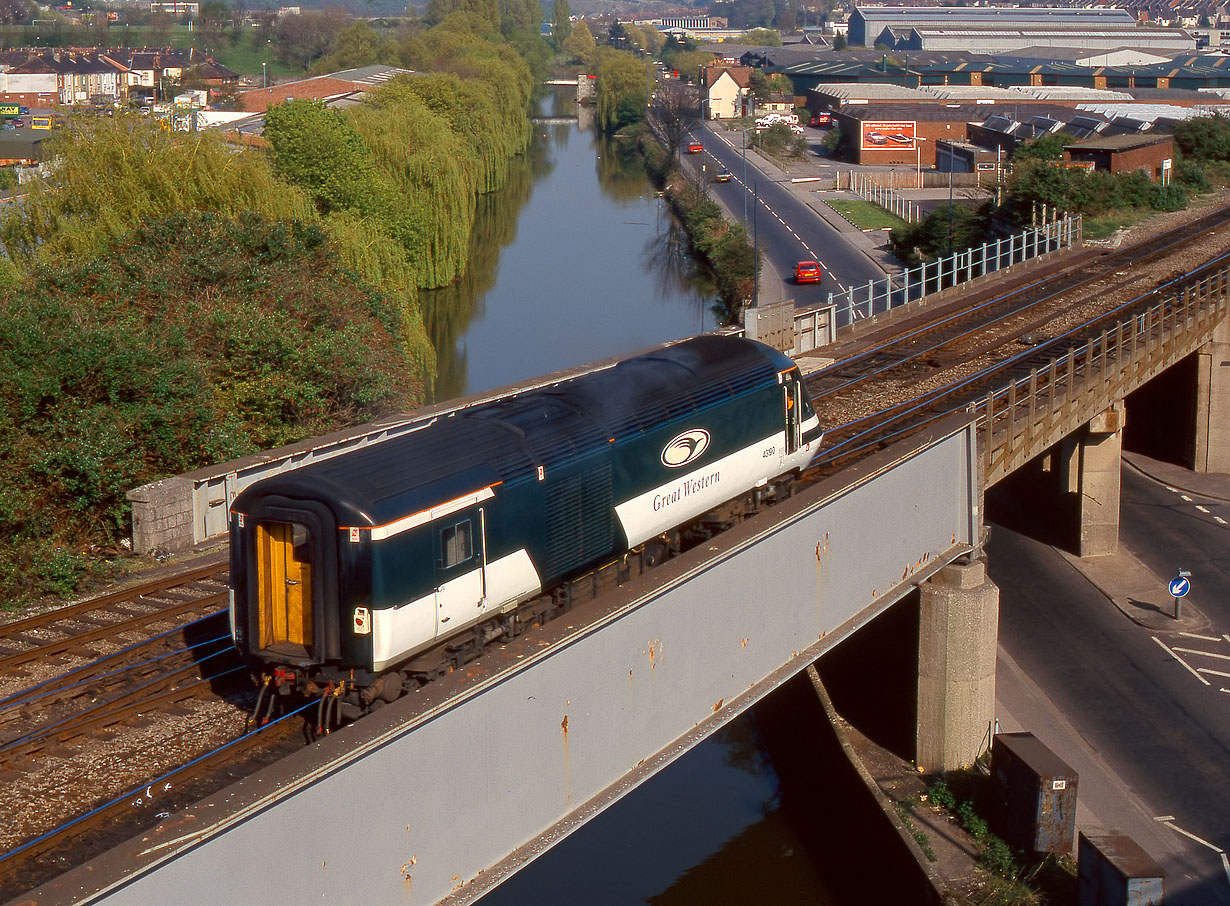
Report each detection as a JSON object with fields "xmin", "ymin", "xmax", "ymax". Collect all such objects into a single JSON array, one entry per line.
[
  {"xmin": 291, "ymin": 523, "xmax": 313, "ymax": 565},
  {"xmin": 441, "ymin": 520, "xmax": 473, "ymax": 568}
]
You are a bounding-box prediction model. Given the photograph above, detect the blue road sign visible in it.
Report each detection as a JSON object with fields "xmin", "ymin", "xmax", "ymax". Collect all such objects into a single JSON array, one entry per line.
[{"xmin": 1169, "ymin": 576, "xmax": 1191, "ymax": 598}]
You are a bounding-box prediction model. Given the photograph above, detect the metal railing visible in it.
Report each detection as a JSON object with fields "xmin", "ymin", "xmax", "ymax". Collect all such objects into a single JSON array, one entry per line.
[
  {"xmin": 828, "ymin": 214, "xmax": 1082, "ymax": 327},
  {"xmin": 976, "ymin": 259, "xmax": 1230, "ymax": 485},
  {"xmin": 846, "ymin": 171, "xmax": 919, "ymax": 223}
]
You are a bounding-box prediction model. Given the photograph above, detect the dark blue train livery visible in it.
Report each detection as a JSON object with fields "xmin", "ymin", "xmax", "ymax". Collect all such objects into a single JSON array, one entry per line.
[{"xmin": 229, "ymin": 335, "xmax": 822, "ymax": 704}]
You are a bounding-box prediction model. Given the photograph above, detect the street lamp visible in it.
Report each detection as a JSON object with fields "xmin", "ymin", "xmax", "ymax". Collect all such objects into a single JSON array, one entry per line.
[{"xmin": 262, "ymin": 61, "xmax": 267, "ymax": 89}]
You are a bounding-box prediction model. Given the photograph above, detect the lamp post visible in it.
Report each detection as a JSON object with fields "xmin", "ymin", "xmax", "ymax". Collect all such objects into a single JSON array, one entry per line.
[
  {"xmin": 698, "ymin": 64, "xmax": 706, "ymax": 178},
  {"xmin": 262, "ymin": 61, "xmax": 266, "ymax": 89}
]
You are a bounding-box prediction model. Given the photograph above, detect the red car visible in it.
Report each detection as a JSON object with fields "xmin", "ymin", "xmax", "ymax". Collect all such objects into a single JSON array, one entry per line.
[
  {"xmin": 795, "ymin": 261, "xmax": 822, "ymax": 284},
  {"xmin": 686, "ymin": 140, "xmax": 703, "ymax": 154},
  {"xmin": 809, "ymin": 112, "xmax": 832, "ymax": 126}
]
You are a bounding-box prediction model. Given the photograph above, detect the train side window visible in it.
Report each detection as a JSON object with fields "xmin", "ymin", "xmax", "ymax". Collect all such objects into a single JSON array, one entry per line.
[
  {"xmin": 441, "ymin": 520, "xmax": 473, "ymax": 568},
  {"xmin": 290, "ymin": 523, "xmax": 313, "ymax": 565}
]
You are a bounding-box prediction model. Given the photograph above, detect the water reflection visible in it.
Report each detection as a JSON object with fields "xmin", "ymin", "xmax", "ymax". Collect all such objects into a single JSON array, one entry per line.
[{"xmin": 419, "ymin": 87, "xmax": 715, "ymax": 403}]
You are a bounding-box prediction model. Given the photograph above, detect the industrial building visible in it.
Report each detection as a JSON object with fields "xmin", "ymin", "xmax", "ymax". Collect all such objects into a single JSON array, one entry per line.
[{"xmin": 848, "ymin": 6, "xmax": 1139, "ymax": 46}]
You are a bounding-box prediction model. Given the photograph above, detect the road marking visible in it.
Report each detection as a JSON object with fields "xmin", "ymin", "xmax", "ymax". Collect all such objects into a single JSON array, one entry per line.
[
  {"xmin": 1166, "ymin": 486, "xmax": 1179, "ymax": 493},
  {"xmin": 1181, "ymin": 494, "xmax": 1193, "ymax": 501},
  {"xmin": 1154, "ymin": 815, "xmax": 1176, "ymax": 822},
  {"xmin": 1173, "ymin": 647, "xmax": 1230, "ymax": 662},
  {"xmin": 1179, "ymin": 632, "xmax": 1222, "ymax": 642},
  {"xmin": 1221, "ymin": 688, "xmax": 1230, "ymax": 694},
  {"xmin": 1197, "ymin": 505, "xmax": 1211, "ymax": 513},
  {"xmin": 1159, "ymin": 820, "xmax": 1230, "ymax": 889},
  {"xmin": 1216, "ymin": 516, "xmax": 1228, "ymax": 525},
  {"xmin": 1153, "ymin": 636, "xmax": 1212, "ymax": 685},
  {"xmin": 1197, "ymin": 667, "xmax": 1230, "ymax": 678},
  {"xmin": 1224, "ymin": 634, "xmax": 1230, "ymax": 644}
]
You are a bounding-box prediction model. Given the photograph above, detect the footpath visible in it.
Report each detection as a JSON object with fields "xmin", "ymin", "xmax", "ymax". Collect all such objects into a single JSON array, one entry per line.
[{"xmin": 817, "ymin": 452, "xmax": 1230, "ymax": 903}]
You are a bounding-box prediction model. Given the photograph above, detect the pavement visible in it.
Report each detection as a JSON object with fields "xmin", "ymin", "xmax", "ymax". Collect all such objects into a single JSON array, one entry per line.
[{"xmin": 827, "ymin": 452, "xmax": 1230, "ymax": 902}]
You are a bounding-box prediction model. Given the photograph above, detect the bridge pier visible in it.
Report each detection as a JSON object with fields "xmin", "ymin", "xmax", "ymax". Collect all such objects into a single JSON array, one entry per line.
[
  {"xmin": 916, "ymin": 557, "xmax": 999, "ymax": 772},
  {"xmin": 1194, "ymin": 315, "xmax": 1230, "ymax": 473},
  {"xmin": 1073, "ymin": 403, "xmax": 1125, "ymax": 558}
]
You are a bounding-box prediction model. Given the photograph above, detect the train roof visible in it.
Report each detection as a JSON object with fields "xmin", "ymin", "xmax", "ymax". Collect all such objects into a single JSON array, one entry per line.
[{"xmin": 232, "ymin": 336, "xmax": 795, "ymax": 527}]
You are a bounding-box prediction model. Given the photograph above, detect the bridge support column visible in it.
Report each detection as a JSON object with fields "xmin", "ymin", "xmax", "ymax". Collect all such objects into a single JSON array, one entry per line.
[
  {"xmin": 916, "ymin": 557, "xmax": 999, "ymax": 772},
  {"xmin": 1077, "ymin": 403, "xmax": 1124, "ymax": 558},
  {"xmin": 1194, "ymin": 316, "xmax": 1230, "ymax": 473}
]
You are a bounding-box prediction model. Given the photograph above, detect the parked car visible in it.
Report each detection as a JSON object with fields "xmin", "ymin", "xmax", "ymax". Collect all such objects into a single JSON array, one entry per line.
[
  {"xmin": 809, "ymin": 112, "xmax": 831, "ymax": 126},
  {"xmin": 714, "ymin": 168, "xmax": 733, "ymax": 182},
  {"xmin": 795, "ymin": 261, "xmax": 822, "ymax": 284},
  {"xmin": 686, "ymin": 140, "xmax": 703, "ymax": 154}
]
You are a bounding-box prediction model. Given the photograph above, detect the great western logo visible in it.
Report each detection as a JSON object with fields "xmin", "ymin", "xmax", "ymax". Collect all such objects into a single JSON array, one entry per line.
[
  {"xmin": 653, "ymin": 469, "xmax": 721, "ymax": 512},
  {"xmin": 661, "ymin": 429, "xmax": 710, "ymax": 468}
]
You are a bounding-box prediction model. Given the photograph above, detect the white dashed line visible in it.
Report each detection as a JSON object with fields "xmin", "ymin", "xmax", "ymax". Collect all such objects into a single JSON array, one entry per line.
[
  {"xmin": 1197, "ymin": 667, "xmax": 1230, "ymax": 678},
  {"xmin": 1179, "ymin": 632, "xmax": 1222, "ymax": 642},
  {"xmin": 1173, "ymin": 647, "xmax": 1230, "ymax": 662},
  {"xmin": 1158, "ymin": 820, "xmax": 1230, "ymax": 889},
  {"xmin": 1197, "ymin": 505, "xmax": 1210, "ymax": 513},
  {"xmin": 1166, "ymin": 486, "xmax": 1179, "ymax": 493},
  {"xmin": 1181, "ymin": 494, "xmax": 1193, "ymax": 502},
  {"xmin": 1153, "ymin": 636, "xmax": 1212, "ymax": 685},
  {"xmin": 1216, "ymin": 516, "xmax": 1228, "ymax": 525}
]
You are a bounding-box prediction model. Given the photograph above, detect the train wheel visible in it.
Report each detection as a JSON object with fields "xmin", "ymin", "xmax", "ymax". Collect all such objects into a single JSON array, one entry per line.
[{"xmin": 644, "ymin": 540, "xmax": 669, "ymax": 568}]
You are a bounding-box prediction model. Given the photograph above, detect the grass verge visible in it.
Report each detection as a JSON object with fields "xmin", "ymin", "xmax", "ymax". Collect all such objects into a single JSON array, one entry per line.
[{"xmin": 827, "ymin": 199, "xmax": 907, "ymax": 231}]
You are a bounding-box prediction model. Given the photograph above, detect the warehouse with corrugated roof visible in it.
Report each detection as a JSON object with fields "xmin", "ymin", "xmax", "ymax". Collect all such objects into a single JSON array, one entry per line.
[{"xmin": 847, "ymin": 6, "xmax": 1137, "ymax": 46}]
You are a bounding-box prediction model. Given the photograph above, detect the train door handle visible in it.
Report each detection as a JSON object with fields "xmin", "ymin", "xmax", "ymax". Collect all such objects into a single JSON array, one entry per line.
[{"xmin": 285, "ymin": 579, "xmax": 300, "ymax": 586}]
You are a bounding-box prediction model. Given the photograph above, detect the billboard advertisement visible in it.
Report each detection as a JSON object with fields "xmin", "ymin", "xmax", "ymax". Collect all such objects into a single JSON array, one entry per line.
[{"xmin": 861, "ymin": 121, "xmax": 917, "ymax": 151}]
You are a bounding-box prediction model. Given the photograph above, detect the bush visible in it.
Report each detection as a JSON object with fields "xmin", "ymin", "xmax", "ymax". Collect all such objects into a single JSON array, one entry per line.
[{"xmin": 0, "ymin": 211, "xmax": 420, "ymax": 604}]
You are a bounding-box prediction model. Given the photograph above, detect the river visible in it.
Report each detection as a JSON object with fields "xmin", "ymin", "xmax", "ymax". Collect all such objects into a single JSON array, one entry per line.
[
  {"xmin": 423, "ymin": 87, "xmax": 846, "ymax": 905},
  {"xmin": 420, "ymin": 91, "xmax": 716, "ymax": 402}
]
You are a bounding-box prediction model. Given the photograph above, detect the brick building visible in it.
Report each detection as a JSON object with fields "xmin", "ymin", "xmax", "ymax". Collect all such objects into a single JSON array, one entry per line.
[{"xmin": 1062, "ymin": 133, "xmax": 1175, "ymax": 177}]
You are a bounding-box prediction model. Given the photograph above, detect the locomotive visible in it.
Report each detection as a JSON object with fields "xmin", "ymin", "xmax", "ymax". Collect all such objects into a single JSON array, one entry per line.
[{"xmin": 228, "ymin": 335, "xmax": 822, "ymax": 718}]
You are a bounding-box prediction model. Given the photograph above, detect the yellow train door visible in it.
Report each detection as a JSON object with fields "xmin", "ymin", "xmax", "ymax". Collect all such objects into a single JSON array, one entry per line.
[{"xmin": 255, "ymin": 521, "xmax": 314, "ymax": 656}]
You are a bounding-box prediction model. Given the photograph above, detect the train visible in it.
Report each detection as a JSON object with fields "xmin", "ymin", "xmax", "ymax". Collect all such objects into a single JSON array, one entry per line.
[{"xmin": 228, "ymin": 335, "xmax": 823, "ymax": 719}]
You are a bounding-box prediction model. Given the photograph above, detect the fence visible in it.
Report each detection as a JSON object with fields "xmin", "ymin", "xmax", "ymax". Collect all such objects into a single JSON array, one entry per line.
[
  {"xmin": 977, "ymin": 260, "xmax": 1230, "ymax": 485},
  {"xmin": 827, "ymin": 214, "xmax": 1082, "ymax": 328},
  {"xmin": 845, "ymin": 170, "xmax": 919, "ymax": 223}
]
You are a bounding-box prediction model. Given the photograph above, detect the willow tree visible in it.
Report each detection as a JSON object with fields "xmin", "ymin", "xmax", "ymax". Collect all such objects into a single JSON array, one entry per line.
[
  {"xmin": 595, "ymin": 47, "xmax": 649, "ymax": 133},
  {"xmin": 262, "ymin": 99, "xmax": 435, "ymax": 377},
  {"xmin": 349, "ymin": 81, "xmax": 480, "ymax": 288},
  {"xmin": 0, "ymin": 114, "xmax": 314, "ymax": 271},
  {"xmin": 396, "ymin": 72, "xmax": 528, "ymax": 193}
]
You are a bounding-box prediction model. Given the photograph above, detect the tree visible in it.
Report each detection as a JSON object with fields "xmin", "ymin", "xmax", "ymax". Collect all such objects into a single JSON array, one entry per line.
[
  {"xmin": 594, "ymin": 46, "xmax": 647, "ymax": 133},
  {"xmin": 1173, "ymin": 114, "xmax": 1230, "ymax": 161},
  {"xmin": 551, "ymin": 0, "xmax": 570, "ymax": 48},
  {"xmin": 561, "ymin": 17, "xmax": 594, "ymax": 68},
  {"xmin": 740, "ymin": 27, "xmax": 781, "ymax": 44},
  {"xmin": 275, "ymin": 8, "xmax": 350, "ymax": 70},
  {"xmin": 0, "ymin": 0, "xmax": 30, "ymax": 26},
  {"xmin": 651, "ymin": 78, "xmax": 697, "ymax": 164},
  {"xmin": 1012, "ymin": 131, "xmax": 1072, "ymax": 162},
  {"xmin": 832, "ymin": 32, "xmax": 847, "ymax": 50}
]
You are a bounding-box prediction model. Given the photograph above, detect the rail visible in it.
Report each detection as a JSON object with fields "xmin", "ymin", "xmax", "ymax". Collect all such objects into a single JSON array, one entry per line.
[
  {"xmin": 828, "ymin": 214, "xmax": 1082, "ymax": 327},
  {"xmin": 976, "ymin": 258, "xmax": 1230, "ymax": 485}
]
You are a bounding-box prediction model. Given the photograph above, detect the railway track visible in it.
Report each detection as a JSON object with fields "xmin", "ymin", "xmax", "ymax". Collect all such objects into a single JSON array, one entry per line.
[
  {"xmin": 808, "ymin": 205, "xmax": 1230, "ymax": 405},
  {"xmin": 5, "ymin": 208, "xmax": 1230, "ymax": 900}
]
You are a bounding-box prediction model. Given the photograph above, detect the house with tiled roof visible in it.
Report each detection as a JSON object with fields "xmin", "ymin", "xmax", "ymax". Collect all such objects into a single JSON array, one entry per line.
[{"xmin": 702, "ymin": 64, "xmax": 752, "ymax": 118}]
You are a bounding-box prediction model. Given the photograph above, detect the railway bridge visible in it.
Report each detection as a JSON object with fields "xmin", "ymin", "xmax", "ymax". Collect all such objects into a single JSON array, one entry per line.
[{"xmin": 13, "ymin": 235, "xmax": 1230, "ymax": 906}]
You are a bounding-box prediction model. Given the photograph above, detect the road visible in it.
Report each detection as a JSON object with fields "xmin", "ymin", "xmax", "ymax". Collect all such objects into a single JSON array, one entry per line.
[
  {"xmin": 990, "ymin": 461, "xmax": 1230, "ymax": 905},
  {"xmin": 682, "ymin": 125, "xmax": 885, "ymax": 310}
]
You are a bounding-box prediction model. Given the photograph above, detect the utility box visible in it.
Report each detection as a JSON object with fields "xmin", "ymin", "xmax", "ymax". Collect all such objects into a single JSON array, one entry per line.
[
  {"xmin": 742, "ymin": 300, "xmax": 794, "ymax": 353},
  {"xmin": 990, "ymin": 732, "xmax": 1078, "ymax": 854},
  {"xmin": 1078, "ymin": 829, "xmax": 1165, "ymax": 906}
]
